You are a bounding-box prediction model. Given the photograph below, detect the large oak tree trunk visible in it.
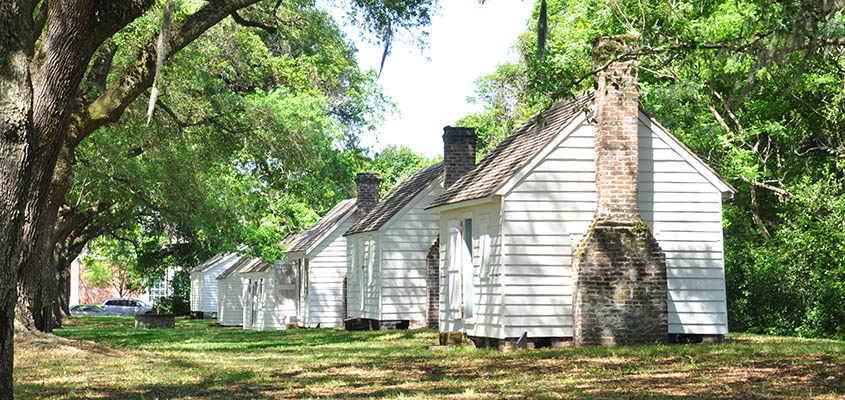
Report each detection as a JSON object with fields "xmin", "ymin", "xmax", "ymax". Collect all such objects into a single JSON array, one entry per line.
[
  {"xmin": 16, "ymin": 0, "xmax": 154, "ymax": 333},
  {"xmin": 0, "ymin": 1, "xmax": 35, "ymax": 397},
  {"xmin": 17, "ymin": 0, "xmax": 104, "ymax": 333},
  {"xmin": 17, "ymin": 144, "xmax": 76, "ymax": 332}
]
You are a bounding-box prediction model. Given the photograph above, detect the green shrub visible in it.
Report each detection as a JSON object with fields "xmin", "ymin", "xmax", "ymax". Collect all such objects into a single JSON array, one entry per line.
[{"xmin": 156, "ymin": 295, "xmax": 190, "ymax": 315}]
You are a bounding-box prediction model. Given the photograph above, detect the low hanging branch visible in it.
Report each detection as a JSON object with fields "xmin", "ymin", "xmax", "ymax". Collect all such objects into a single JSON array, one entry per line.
[
  {"xmin": 147, "ymin": 2, "xmax": 175, "ymax": 125},
  {"xmin": 231, "ymin": 10, "xmax": 276, "ymax": 33}
]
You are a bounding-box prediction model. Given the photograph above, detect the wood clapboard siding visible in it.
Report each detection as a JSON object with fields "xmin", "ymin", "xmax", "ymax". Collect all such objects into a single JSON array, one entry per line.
[
  {"xmin": 500, "ymin": 124, "xmax": 597, "ymax": 338},
  {"xmin": 195, "ymin": 254, "xmax": 241, "ymax": 314},
  {"xmin": 381, "ymin": 183, "xmax": 441, "ymax": 322},
  {"xmin": 202, "ymin": 271, "xmax": 220, "ymax": 314},
  {"xmin": 490, "ymin": 120, "xmax": 728, "ymax": 338},
  {"xmin": 637, "ymin": 120, "xmax": 728, "ymax": 335},
  {"xmin": 217, "ymin": 277, "xmax": 246, "ymax": 326},
  {"xmin": 304, "ymin": 215, "xmax": 354, "ymax": 327}
]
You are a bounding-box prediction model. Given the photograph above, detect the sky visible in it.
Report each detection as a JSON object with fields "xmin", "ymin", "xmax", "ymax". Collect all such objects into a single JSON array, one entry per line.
[{"xmin": 330, "ymin": 1, "xmax": 535, "ymax": 158}]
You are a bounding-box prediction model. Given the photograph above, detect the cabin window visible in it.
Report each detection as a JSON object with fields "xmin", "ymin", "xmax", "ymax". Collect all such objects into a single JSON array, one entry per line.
[
  {"xmin": 362, "ymin": 240, "xmax": 370, "ymax": 286},
  {"xmin": 461, "ymin": 218, "xmax": 473, "ymax": 319}
]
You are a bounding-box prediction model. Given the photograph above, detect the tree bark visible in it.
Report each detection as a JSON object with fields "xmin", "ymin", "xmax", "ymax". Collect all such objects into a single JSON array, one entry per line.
[
  {"xmin": 17, "ymin": 134, "xmax": 80, "ymax": 331},
  {"xmin": 0, "ymin": 0, "xmax": 35, "ymax": 397},
  {"xmin": 49, "ymin": 202, "xmax": 104, "ymax": 325}
]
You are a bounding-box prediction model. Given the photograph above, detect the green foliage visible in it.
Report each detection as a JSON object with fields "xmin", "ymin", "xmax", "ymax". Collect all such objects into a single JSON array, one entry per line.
[
  {"xmin": 368, "ymin": 145, "xmax": 438, "ymax": 196},
  {"xmin": 461, "ymin": 0, "xmax": 845, "ymax": 339},
  {"xmin": 66, "ymin": 0, "xmax": 442, "ymax": 292},
  {"xmin": 725, "ymin": 170, "xmax": 845, "ymax": 340},
  {"xmin": 68, "ymin": 0, "xmax": 414, "ymax": 279},
  {"xmin": 156, "ymin": 295, "xmax": 191, "ymax": 315},
  {"xmin": 155, "ymin": 270, "xmax": 191, "ymax": 315},
  {"xmin": 82, "ymin": 237, "xmax": 145, "ymax": 297}
]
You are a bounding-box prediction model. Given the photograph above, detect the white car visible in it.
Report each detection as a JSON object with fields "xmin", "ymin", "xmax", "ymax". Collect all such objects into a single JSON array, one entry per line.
[
  {"xmin": 69, "ymin": 304, "xmax": 109, "ymax": 316},
  {"xmin": 100, "ymin": 298, "xmax": 153, "ymax": 316}
]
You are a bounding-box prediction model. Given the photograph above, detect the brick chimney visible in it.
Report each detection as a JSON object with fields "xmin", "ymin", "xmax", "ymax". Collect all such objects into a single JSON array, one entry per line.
[
  {"xmin": 571, "ymin": 35, "xmax": 668, "ymax": 347},
  {"xmin": 443, "ymin": 126, "xmax": 477, "ymax": 189},
  {"xmin": 355, "ymin": 172, "xmax": 380, "ymax": 219},
  {"xmin": 593, "ymin": 35, "xmax": 641, "ymax": 222}
]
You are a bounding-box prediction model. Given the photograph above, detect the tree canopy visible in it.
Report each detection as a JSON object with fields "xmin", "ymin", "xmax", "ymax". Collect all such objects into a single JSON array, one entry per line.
[{"xmin": 70, "ymin": 1, "xmax": 446, "ymax": 295}]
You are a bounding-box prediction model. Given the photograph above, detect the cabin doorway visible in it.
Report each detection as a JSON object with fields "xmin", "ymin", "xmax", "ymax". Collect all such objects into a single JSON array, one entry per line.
[
  {"xmin": 297, "ymin": 259, "xmax": 310, "ymax": 327},
  {"xmin": 246, "ymin": 278, "xmax": 263, "ymax": 329}
]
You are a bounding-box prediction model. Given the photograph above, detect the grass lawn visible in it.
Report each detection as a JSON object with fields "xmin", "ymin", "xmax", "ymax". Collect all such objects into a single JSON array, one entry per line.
[{"xmin": 13, "ymin": 317, "xmax": 845, "ymax": 399}]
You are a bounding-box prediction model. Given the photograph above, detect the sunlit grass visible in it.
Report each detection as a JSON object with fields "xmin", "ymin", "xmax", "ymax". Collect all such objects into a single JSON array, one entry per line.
[{"xmin": 13, "ymin": 316, "xmax": 845, "ymax": 399}]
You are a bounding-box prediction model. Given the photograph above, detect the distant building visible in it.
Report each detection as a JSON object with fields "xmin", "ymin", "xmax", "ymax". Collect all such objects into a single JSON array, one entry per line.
[{"xmin": 68, "ymin": 254, "xmax": 176, "ymax": 306}]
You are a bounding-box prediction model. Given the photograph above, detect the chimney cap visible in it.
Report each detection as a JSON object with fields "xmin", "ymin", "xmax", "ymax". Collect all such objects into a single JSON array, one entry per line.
[
  {"xmin": 591, "ymin": 34, "xmax": 640, "ymax": 63},
  {"xmin": 356, "ymin": 172, "xmax": 381, "ymax": 184},
  {"xmin": 443, "ymin": 126, "xmax": 476, "ymax": 140}
]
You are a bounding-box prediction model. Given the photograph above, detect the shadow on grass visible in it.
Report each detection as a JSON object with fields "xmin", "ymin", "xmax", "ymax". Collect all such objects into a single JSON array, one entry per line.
[{"xmin": 22, "ymin": 319, "xmax": 845, "ymax": 399}]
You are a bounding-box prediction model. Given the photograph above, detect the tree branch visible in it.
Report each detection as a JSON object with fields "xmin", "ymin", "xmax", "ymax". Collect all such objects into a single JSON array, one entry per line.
[
  {"xmin": 231, "ymin": 10, "xmax": 276, "ymax": 33},
  {"xmin": 747, "ymin": 184, "xmax": 771, "ymax": 239},
  {"xmin": 70, "ymin": 0, "xmax": 262, "ymax": 142},
  {"xmin": 740, "ymin": 176, "xmax": 793, "ymax": 198}
]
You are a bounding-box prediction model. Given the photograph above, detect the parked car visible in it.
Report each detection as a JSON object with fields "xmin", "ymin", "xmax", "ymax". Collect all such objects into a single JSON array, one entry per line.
[
  {"xmin": 100, "ymin": 298, "xmax": 153, "ymax": 316},
  {"xmin": 69, "ymin": 304, "xmax": 109, "ymax": 316}
]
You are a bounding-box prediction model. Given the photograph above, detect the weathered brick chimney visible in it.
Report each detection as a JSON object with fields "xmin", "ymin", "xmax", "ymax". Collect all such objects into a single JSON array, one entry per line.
[
  {"xmin": 355, "ymin": 172, "xmax": 380, "ymax": 220},
  {"xmin": 442, "ymin": 126, "xmax": 477, "ymax": 189},
  {"xmin": 571, "ymin": 35, "xmax": 668, "ymax": 346}
]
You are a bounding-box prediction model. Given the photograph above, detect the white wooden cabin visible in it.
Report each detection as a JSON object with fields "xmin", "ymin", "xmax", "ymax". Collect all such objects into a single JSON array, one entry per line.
[
  {"xmin": 427, "ymin": 95, "xmax": 737, "ymax": 341},
  {"xmin": 345, "ymin": 164, "xmax": 444, "ymax": 328},
  {"xmin": 215, "ymin": 256, "xmax": 251, "ymax": 326},
  {"xmin": 190, "ymin": 251, "xmax": 244, "ymax": 318},
  {"xmin": 284, "ymin": 198, "xmax": 356, "ymax": 328},
  {"xmin": 241, "ymin": 258, "xmax": 297, "ymax": 330}
]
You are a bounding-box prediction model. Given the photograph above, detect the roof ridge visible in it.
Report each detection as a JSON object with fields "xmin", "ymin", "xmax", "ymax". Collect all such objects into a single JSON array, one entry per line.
[
  {"xmin": 215, "ymin": 254, "xmax": 251, "ymax": 280},
  {"xmin": 428, "ymin": 92, "xmax": 593, "ymax": 209},
  {"xmin": 285, "ymin": 197, "xmax": 357, "ymax": 253}
]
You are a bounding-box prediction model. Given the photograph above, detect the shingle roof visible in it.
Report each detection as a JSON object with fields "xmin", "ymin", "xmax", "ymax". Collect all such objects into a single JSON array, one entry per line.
[
  {"xmin": 215, "ymin": 254, "xmax": 250, "ymax": 280},
  {"xmin": 190, "ymin": 252, "xmax": 230, "ymax": 273},
  {"xmin": 345, "ymin": 163, "xmax": 444, "ymax": 236},
  {"xmin": 285, "ymin": 198, "xmax": 357, "ymax": 254},
  {"xmin": 428, "ymin": 93, "xmax": 593, "ymax": 209},
  {"xmin": 238, "ymin": 258, "xmax": 294, "ymax": 274},
  {"xmin": 238, "ymin": 257, "xmax": 273, "ymax": 274}
]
